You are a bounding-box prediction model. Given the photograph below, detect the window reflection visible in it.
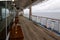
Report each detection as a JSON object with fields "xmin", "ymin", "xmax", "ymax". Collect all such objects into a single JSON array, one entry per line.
[{"xmin": 2, "ymin": 8, "xmax": 9, "ymax": 19}]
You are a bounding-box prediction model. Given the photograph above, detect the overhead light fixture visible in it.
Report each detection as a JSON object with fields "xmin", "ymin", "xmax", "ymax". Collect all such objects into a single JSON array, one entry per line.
[{"xmin": 12, "ymin": 0, "xmax": 14, "ymax": 1}]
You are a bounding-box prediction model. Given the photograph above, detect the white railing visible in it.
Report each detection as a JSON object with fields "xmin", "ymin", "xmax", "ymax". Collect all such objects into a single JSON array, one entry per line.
[{"xmin": 23, "ymin": 14, "xmax": 60, "ymax": 33}]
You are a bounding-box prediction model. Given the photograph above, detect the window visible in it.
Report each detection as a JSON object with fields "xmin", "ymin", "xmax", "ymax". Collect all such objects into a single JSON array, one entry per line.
[{"xmin": 2, "ymin": 8, "xmax": 9, "ymax": 19}]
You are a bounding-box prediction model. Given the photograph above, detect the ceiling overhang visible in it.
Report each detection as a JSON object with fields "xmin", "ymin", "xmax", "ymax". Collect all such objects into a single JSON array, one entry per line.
[
  {"xmin": 0, "ymin": 0, "xmax": 45, "ymax": 11},
  {"xmin": 13, "ymin": 0, "xmax": 45, "ymax": 10}
]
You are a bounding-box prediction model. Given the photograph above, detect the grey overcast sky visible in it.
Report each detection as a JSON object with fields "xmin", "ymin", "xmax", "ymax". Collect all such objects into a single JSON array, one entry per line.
[
  {"xmin": 24, "ymin": 0, "xmax": 60, "ymax": 12},
  {"xmin": 32, "ymin": 0, "xmax": 60, "ymax": 12},
  {"xmin": 24, "ymin": 0, "xmax": 60, "ymax": 19}
]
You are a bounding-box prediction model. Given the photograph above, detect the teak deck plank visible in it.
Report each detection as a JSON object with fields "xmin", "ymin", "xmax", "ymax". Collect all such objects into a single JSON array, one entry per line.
[{"xmin": 10, "ymin": 16, "xmax": 60, "ymax": 40}]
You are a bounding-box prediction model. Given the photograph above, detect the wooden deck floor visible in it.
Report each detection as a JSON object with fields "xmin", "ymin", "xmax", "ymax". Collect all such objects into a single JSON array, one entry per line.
[{"xmin": 10, "ymin": 16, "xmax": 60, "ymax": 40}]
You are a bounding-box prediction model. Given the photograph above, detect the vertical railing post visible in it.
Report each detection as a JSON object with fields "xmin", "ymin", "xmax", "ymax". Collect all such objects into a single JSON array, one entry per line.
[
  {"xmin": 46, "ymin": 18, "xmax": 48, "ymax": 28},
  {"xmin": 39, "ymin": 17, "xmax": 41, "ymax": 25},
  {"xmin": 36, "ymin": 16, "xmax": 37, "ymax": 22},
  {"xmin": 59, "ymin": 21, "xmax": 60, "ymax": 33},
  {"xmin": 53, "ymin": 21, "xmax": 55, "ymax": 30},
  {"xmin": 58, "ymin": 21, "xmax": 60, "ymax": 33},
  {"xmin": 51, "ymin": 20, "xmax": 55, "ymax": 30}
]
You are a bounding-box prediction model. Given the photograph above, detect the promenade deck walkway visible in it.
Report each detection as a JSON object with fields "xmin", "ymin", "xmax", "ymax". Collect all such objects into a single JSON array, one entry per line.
[{"xmin": 10, "ymin": 16, "xmax": 60, "ymax": 40}]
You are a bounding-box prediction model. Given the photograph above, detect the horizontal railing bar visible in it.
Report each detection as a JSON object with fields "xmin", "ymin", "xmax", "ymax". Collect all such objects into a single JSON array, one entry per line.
[{"xmin": 32, "ymin": 15, "xmax": 60, "ymax": 21}]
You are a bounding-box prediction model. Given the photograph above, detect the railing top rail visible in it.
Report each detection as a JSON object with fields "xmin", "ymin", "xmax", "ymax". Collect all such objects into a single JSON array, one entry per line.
[{"xmin": 32, "ymin": 15, "xmax": 60, "ymax": 21}]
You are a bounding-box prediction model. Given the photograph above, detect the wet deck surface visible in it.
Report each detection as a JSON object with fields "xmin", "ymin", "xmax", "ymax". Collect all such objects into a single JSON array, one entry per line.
[{"xmin": 10, "ymin": 16, "xmax": 60, "ymax": 40}]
